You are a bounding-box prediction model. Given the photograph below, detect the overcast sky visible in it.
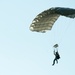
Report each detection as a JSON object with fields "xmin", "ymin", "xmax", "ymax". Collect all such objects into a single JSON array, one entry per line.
[{"xmin": 0, "ymin": 0, "xmax": 75, "ymax": 75}]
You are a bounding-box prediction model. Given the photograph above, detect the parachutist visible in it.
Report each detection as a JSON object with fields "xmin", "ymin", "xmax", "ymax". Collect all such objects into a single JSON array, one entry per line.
[{"xmin": 52, "ymin": 49, "xmax": 60, "ymax": 66}]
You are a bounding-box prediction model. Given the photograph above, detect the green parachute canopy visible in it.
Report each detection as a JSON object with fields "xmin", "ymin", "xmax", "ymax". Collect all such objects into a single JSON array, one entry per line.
[{"xmin": 30, "ymin": 7, "xmax": 75, "ymax": 33}]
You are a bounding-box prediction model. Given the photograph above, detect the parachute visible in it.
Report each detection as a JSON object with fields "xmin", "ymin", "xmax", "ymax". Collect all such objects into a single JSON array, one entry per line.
[{"xmin": 30, "ymin": 7, "xmax": 75, "ymax": 33}]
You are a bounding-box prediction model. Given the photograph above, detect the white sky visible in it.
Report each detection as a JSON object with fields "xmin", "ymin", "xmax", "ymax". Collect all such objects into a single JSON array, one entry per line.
[{"xmin": 0, "ymin": 0, "xmax": 75, "ymax": 75}]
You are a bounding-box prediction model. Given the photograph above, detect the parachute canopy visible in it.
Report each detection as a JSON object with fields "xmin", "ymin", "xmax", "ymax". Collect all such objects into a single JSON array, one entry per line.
[{"xmin": 30, "ymin": 7, "xmax": 75, "ymax": 33}]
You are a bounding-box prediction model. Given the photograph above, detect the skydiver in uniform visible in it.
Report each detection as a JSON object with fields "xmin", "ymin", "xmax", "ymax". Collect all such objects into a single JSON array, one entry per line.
[{"xmin": 52, "ymin": 44, "xmax": 60, "ymax": 66}]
